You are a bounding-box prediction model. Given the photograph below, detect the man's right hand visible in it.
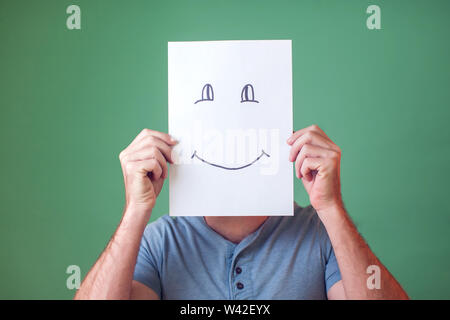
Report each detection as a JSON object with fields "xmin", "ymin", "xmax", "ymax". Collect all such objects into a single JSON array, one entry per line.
[
  {"xmin": 119, "ymin": 129, "xmax": 177, "ymax": 215},
  {"xmin": 75, "ymin": 128, "xmax": 174, "ymax": 300}
]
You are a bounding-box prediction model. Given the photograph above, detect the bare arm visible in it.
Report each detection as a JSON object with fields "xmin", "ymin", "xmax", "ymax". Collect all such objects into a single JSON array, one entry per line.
[
  {"xmin": 320, "ymin": 206, "xmax": 408, "ymax": 299},
  {"xmin": 74, "ymin": 129, "xmax": 176, "ymax": 300},
  {"xmin": 74, "ymin": 206, "xmax": 157, "ymax": 299},
  {"xmin": 288, "ymin": 125, "xmax": 408, "ymax": 300}
]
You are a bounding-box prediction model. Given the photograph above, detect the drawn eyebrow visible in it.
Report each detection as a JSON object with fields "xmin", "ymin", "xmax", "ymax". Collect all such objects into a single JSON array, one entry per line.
[
  {"xmin": 241, "ymin": 84, "xmax": 259, "ymax": 103},
  {"xmin": 195, "ymin": 84, "xmax": 214, "ymax": 104}
]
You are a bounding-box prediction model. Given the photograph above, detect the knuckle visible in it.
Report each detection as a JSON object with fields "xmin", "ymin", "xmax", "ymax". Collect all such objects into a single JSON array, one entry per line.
[
  {"xmin": 302, "ymin": 143, "xmax": 311, "ymax": 153},
  {"xmin": 330, "ymin": 151, "xmax": 339, "ymax": 159},
  {"xmin": 152, "ymin": 163, "xmax": 161, "ymax": 174},
  {"xmin": 153, "ymin": 159, "xmax": 162, "ymax": 168},
  {"xmin": 160, "ymin": 131, "xmax": 169, "ymax": 140},
  {"xmin": 121, "ymin": 154, "xmax": 130, "ymax": 164},
  {"xmin": 125, "ymin": 162, "xmax": 135, "ymax": 172},
  {"xmin": 304, "ymin": 131, "xmax": 313, "ymax": 140},
  {"xmin": 147, "ymin": 135, "xmax": 156, "ymax": 144},
  {"xmin": 149, "ymin": 146, "xmax": 157, "ymax": 155},
  {"xmin": 146, "ymin": 158, "xmax": 154, "ymax": 167}
]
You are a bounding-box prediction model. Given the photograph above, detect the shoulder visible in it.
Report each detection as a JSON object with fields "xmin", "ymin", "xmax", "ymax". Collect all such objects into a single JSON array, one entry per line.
[
  {"xmin": 142, "ymin": 215, "xmax": 196, "ymax": 243},
  {"xmin": 285, "ymin": 202, "xmax": 324, "ymax": 231},
  {"xmin": 140, "ymin": 215, "xmax": 202, "ymax": 266},
  {"xmin": 275, "ymin": 202, "xmax": 331, "ymax": 247}
]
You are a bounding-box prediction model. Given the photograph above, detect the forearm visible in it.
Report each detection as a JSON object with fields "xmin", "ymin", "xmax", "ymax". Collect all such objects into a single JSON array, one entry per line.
[
  {"xmin": 318, "ymin": 206, "xmax": 408, "ymax": 300},
  {"xmin": 74, "ymin": 206, "xmax": 149, "ymax": 300}
]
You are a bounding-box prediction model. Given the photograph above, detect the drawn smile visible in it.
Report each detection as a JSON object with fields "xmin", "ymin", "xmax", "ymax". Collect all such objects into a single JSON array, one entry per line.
[{"xmin": 191, "ymin": 150, "xmax": 270, "ymax": 170}]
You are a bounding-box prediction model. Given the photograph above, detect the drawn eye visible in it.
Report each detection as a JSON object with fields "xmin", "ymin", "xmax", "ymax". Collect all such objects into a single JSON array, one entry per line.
[
  {"xmin": 241, "ymin": 84, "xmax": 259, "ymax": 103},
  {"xmin": 195, "ymin": 84, "xmax": 214, "ymax": 104}
]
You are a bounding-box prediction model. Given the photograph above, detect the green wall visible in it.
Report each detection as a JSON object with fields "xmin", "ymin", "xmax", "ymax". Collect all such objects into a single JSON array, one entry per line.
[{"xmin": 1, "ymin": 0, "xmax": 449, "ymax": 299}]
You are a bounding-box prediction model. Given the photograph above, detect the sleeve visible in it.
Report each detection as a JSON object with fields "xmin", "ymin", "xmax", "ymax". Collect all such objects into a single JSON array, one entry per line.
[
  {"xmin": 133, "ymin": 224, "xmax": 162, "ymax": 298},
  {"xmin": 325, "ymin": 245, "xmax": 342, "ymax": 292}
]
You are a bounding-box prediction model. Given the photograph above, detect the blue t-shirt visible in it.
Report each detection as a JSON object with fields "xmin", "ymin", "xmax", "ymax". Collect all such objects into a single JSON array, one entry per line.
[{"xmin": 133, "ymin": 203, "xmax": 341, "ymax": 299}]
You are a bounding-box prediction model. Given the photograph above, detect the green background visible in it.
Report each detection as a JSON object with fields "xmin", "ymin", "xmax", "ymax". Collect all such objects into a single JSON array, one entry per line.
[{"xmin": 0, "ymin": 0, "xmax": 449, "ymax": 299}]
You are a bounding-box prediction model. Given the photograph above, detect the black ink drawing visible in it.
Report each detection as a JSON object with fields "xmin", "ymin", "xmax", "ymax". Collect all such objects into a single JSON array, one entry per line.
[
  {"xmin": 191, "ymin": 150, "xmax": 270, "ymax": 170},
  {"xmin": 191, "ymin": 82, "xmax": 266, "ymax": 170},
  {"xmin": 241, "ymin": 84, "xmax": 259, "ymax": 103},
  {"xmin": 194, "ymin": 83, "xmax": 259, "ymax": 104},
  {"xmin": 194, "ymin": 84, "xmax": 214, "ymax": 104}
]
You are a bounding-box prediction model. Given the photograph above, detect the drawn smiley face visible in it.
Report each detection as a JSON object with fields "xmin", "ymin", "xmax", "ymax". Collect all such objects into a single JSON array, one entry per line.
[
  {"xmin": 191, "ymin": 83, "xmax": 270, "ymax": 170},
  {"xmin": 168, "ymin": 40, "xmax": 292, "ymax": 178}
]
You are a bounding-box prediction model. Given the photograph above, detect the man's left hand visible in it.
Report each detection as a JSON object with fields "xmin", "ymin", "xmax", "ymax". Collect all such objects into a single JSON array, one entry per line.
[{"xmin": 287, "ymin": 125, "xmax": 343, "ymax": 214}]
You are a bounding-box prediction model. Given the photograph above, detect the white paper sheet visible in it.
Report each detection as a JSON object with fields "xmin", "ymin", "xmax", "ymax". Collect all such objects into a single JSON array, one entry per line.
[{"xmin": 168, "ymin": 40, "xmax": 293, "ymax": 216}]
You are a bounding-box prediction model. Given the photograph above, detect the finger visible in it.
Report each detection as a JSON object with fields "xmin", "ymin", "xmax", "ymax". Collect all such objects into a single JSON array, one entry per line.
[
  {"xmin": 121, "ymin": 129, "xmax": 177, "ymax": 159},
  {"xmin": 138, "ymin": 135, "xmax": 174, "ymax": 164},
  {"xmin": 287, "ymin": 124, "xmax": 331, "ymax": 145},
  {"xmin": 146, "ymin": 159, "xmax": 163, "ymax": 181},
  {"xmin": 289, "ymin": 131, "xmax": 338, "ymax": 162},
  {"xmin": 135, "ymin": 128, "xmax": 177, "ymax": 146},
  {"xmin": 300, "ymin": 157, "xmax": 322, "ymax": 182},
  {"xmin": 124, "ymin": 134, "xmax": 174, "ymax": 164},
  {"xmin": 124, "ymin": 147, "xmax": 169, "ymax": 179},
  {"xmin": 130, "ymin": 158, "xmax": 163, "ymax": 181},
  {"xmin": 294, "ymin": 144, "xmax": 335, "ymax": 178}
]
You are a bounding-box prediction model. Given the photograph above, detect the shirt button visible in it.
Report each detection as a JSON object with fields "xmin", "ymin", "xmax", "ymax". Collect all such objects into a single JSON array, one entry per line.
[
  {"xmin": 235, "ymin": 267, "xmax": 242, "ymax": 274},
  {"xmin": 236, "ymin": 282, "xmax": 244, "ymax": 290}
]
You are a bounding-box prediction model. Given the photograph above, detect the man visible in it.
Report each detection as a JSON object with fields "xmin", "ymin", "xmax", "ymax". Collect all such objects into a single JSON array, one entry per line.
[{"xmin": 75, "ymin": 125, "xmax": 408, "ymax": 300}]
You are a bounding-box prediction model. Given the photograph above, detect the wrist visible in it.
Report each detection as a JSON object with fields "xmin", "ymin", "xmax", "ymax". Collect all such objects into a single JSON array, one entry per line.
[
  {"xmin": 123, "ymin": 203, "xmax": 152, "ymax": 226},
  {"xmin": 315, "ymin": 202, "xmax": 347, "ymax": 225}
]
